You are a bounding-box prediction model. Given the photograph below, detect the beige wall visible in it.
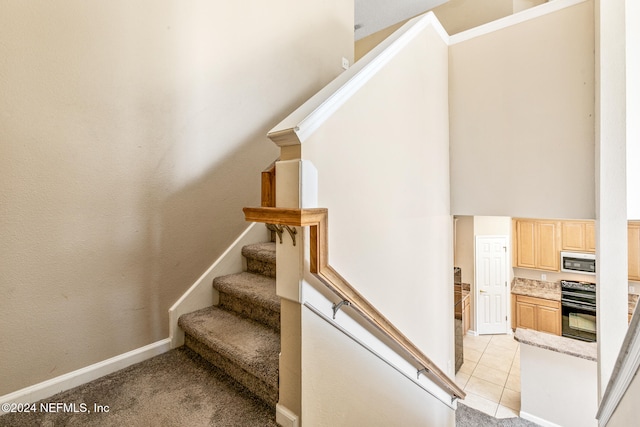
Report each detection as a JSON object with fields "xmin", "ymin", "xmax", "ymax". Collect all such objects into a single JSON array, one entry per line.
[
  {"xmin": 454, "ymin": 216, "xmax": 475, "ymax": 286},
  {"xmin": 432, "ymin": 0, "xmax": 514, "ymax": 34},
  {"xmin": 449, "ymin": 1, "xmax": 595, "ymax": 219},
  {"xmin": 0, "ymin": 0, "xmax": 353, "ymax": 395},
  {"xmin": 355, "ymin": 0, "xmax": 546, "ymax": 61}
]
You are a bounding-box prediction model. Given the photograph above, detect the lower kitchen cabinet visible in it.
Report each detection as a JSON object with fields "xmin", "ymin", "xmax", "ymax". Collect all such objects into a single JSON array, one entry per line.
[
  {"xmin": 463, "ymin": 296, "xmax": 470, "ymax": 335},
  {"xmin": 513, "ymin": 294, "xmax": 561, "ymax": 336}
]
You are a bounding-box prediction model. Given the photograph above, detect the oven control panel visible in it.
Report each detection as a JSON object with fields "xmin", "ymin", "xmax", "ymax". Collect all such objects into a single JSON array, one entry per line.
[{"xmin": 561, "ymin": 280, "xmax": 596, "ymax": 292}]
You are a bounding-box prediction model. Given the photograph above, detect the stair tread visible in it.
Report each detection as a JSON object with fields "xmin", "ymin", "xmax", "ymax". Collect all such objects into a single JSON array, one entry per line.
[
  {"xmin": 242, "ymin": 242, "xmax": 276, "ymax": 264},
  {"xmin": 179, "ymin": 306, "xmax": 279, "ymax": 387},
  {"xmin": 213, "ymin": 272, "xmax": 279, "ymax": 313}
]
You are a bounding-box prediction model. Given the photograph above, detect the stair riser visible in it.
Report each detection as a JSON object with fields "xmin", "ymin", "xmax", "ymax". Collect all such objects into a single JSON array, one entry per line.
[
  {"xmin": 246, "ymin": 258, "xmax": 276, "ymax": 278},
  {"xmin": 184, "ymin": 334, "xmax": 278, "ymax": 408},
  {"xmin": 219, "ymin": 293, "xmax": 280, "ymax": 332}
]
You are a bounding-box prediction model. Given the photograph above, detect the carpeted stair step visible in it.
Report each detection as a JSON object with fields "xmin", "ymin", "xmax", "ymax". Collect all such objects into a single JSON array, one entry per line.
[
  {"xmin": 242, "ymin": 242, "xmax": 276, "ymax": 278},
  {"xmin": 213, "ymin": 272, "xmax": 280, "ymax": 331},
  {"xmin": 178, "ymin": 306, "xmax": 280, "ymax": 408}
]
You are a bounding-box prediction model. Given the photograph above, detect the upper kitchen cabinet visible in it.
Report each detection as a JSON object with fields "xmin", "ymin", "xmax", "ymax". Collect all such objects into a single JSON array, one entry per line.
[
  {"xmin": 561, "ymin": 221, "xmax": 596, "ymax": 253},
  {"xmin": 513, "ymin": 219, "xmax": 560, "ymax": 271},
  {"xmin": 629, "ymin": 221, "xmax": 640, "ymax": 281}
]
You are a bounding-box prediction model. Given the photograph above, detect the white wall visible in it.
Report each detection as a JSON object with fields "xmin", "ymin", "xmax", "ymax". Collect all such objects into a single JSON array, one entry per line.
[
  {"xmin": 449, "ymin": 1, "xmax": 595, "ymax": 219},
  {"xmin": 0, "ymin": 0, "xmax": 353, "ymax": 395},
  {"xmin": 301, "ymin": 307, "xmax": 455, "ymax": 426},
  {"xmin": 627, "ymin": 0, "xmax": 640, "ymax": 220},
  {"xmin": 595, "ymin": 0, "xmax": 630, "ymax": 396},
  {"xmin": 300, "ymin": 18, "xmax": 454, "ymax": 376},
  {"xmin": 520, "ymin": 344, "xmax": 598, "ymax": 427}
]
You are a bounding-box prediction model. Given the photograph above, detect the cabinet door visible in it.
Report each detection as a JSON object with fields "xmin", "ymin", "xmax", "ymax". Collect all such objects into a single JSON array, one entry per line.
[
  {"xmin": 516, "ymin": 301, "xmax": 537, "ymax": 330},
  {"xmin": 562, "ymin": 222, "xmax": 587, "ymax": 252},
  {"xmin": 629, "ymin": 222, "xmax": 640, "ymax": 281},
  {"xmin": 585, "ymin": 222, "xmax": 596, "ymax": 252},
  {"xmin": 561, "ymin": 221, "xmax": 596, "ymax": 253},
  {"xmin": 516, "ymin": 220, "xmax": 536, "ymax": 269},
  {"xmin": 463, "ymin": 299, "xmax": 471, "ymax": 335},
  {"xmin": 537, "ymin": 306, "xmax": 561, "ymax": 336},
  {"xmin": 537, "ymin": 221, "xmax": 560, "ymax": 271}
]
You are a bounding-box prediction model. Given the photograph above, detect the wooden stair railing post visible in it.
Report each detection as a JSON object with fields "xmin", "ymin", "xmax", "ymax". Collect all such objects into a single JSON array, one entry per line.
[{"xmin": 261, "ymin": 161, "xmax": 277, "ymax": 208}]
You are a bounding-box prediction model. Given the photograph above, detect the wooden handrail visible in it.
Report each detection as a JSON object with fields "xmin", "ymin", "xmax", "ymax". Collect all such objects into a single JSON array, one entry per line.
[
  {"xmin": 261, "ymin": 161, "xmax": 277, "ymax": 207},
  {"xmin": 243, "ymin": 206, "xmax": 466, "ymax": 401}
]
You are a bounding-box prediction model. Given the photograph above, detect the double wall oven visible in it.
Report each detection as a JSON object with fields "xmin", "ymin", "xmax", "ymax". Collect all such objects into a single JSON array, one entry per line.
[{"xmin": 561, "ymin": 280, "xmax": 597, "ymax": 342}]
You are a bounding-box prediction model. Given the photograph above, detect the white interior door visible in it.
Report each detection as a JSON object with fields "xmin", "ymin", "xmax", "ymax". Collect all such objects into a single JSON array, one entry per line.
[{"xmin": 475, "ymin": 236, "xmax": 509, "ymax": 335}]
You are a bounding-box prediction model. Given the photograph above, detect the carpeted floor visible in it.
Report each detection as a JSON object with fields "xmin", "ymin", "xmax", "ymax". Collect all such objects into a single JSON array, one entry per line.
[
  {"xmin": 0, "ymin": 347, "xmax": 277, "ymax": 427},
  {"xmin": 456, "ymin": 403, "xmax": 540, "ymax": 427},
  {"xmin": 1, "ymin": 347, "xmax": 540, "ymax": 427}
]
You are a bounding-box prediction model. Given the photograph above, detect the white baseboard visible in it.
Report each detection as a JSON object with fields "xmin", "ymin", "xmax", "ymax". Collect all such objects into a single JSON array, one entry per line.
[
  {"xmin": 0, "ymin": 338, "xmax": 171, "ymax": 408},
  {"xmin": 276, "ymin": 403, "xmax": 299, "ymax": 427},
  {"xmin": 168, "ymin": 222, "xmax": 270, "ymax": 348},
  {"xmin": 520, "ymin": 411, "xmax": 563, "ymax": 427}
]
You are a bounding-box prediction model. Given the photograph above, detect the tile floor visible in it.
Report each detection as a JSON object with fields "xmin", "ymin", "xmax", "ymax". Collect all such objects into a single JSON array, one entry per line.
[{"xmin": 455, "ymin": 333, "xmax": 521, "ymax": 419}]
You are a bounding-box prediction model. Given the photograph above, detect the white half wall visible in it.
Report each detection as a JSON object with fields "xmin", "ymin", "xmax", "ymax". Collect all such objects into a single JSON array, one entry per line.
[
  {"xmin": 300, "ymin": 16, "xmax": 455, "ymax": 376},
  {"xmin": 520, "ymin": 344, "xmax": 598, "ymax": 427},
  {"xmin": 301, "ymin": 306, "xmax": 455, "ymax": 426}
]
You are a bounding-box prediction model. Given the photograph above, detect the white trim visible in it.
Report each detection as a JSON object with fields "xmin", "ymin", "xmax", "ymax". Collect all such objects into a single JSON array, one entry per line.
[
  {"xmin": 267, "ymin": 12, "xmax": 448, "ymax": 147},
  {"xmin": 450, "ymin": 0, "xmax": 589, "ymax": 44},
  {"xmin": 168, "ymin": 222, "xmax": 269, "ymax": 348},
  {"xmin": 596, "ymin": 310, "xmax": 640, "ymax": 426},
  {"xmin": 276, "ymin": 403, "xmax": 299, "ymax": 427},
  {"xmin": 519, "ymin": 411, "xmax": 563, "ymax": 427},
  {"xmin": 0, "ymin": 339, "xmax": 171, "ymax": 407}
]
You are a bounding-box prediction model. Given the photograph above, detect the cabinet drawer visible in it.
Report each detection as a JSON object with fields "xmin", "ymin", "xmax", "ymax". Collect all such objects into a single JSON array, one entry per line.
[{"xmin": 516, "ymin": 295, "xmax": 560, "ymax": 309}]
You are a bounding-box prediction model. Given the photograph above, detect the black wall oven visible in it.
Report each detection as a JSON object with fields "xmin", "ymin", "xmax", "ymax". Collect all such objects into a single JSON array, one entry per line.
[{"xmin": 561, "ymin": 280, "xmax": 597, "ymax": 342}]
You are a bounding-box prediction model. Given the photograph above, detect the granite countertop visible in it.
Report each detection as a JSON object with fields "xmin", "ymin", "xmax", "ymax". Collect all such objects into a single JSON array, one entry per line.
[
  {"xmin": 511, "ymin": 277, "xmax": 561, "ymax": 301},
  {"xmin": 511, "ymin": 278, "xmax": 639, "ymax": 315},
  {"xmin": 514, "ymin": 328, "xmax": 598, "ymax": 361}
]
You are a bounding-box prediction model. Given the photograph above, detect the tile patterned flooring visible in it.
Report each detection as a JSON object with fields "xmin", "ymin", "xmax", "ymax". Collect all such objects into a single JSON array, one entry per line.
[{"xmin": 455, "ymin": 333, "xmax": 521, "ymax": 419}]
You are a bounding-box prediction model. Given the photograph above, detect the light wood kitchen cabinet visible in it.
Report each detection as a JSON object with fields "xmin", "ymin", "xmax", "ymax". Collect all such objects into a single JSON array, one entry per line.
[
  {"xmin": 513, "ymin": 219, "xmax": 560, "ymax": 271},
  {"xmin": 515, "ymin": 220, "xmax": 536, "ymax": 269},
  {"xmin": 562, "ymin": 221, "xmax": 596, "ymax": 253},
  {"xmin": 513, "ymin": 294, "xmax": 561, "ymax": 335},
  {"xmin": 629, "ymin": 221, "xmax": 640, "ymax": 281},
  {"xmin": 586, "ymin": 222, "xmax": 596, "ymax": 252},
  {"xmin": 463, "ymin": 296, "xmax": 471, "ymax": 335}
]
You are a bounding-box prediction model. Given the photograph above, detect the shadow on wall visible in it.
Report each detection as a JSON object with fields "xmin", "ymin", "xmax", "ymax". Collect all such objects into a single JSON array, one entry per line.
[{"xmin": 0, "ymin": 0, "xmax": 352, "ymax": 396}]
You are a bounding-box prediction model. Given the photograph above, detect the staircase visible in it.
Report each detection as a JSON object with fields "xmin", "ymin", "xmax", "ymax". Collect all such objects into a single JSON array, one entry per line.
[{"xmin": 178, "ymin": 242, "xmax": 280, "ymax": 408}]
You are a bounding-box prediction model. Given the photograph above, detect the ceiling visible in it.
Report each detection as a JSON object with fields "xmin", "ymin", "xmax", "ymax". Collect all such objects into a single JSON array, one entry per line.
[{"xmin": 355, "ymin": 0, "xmax": 449, "ymax": 40}]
